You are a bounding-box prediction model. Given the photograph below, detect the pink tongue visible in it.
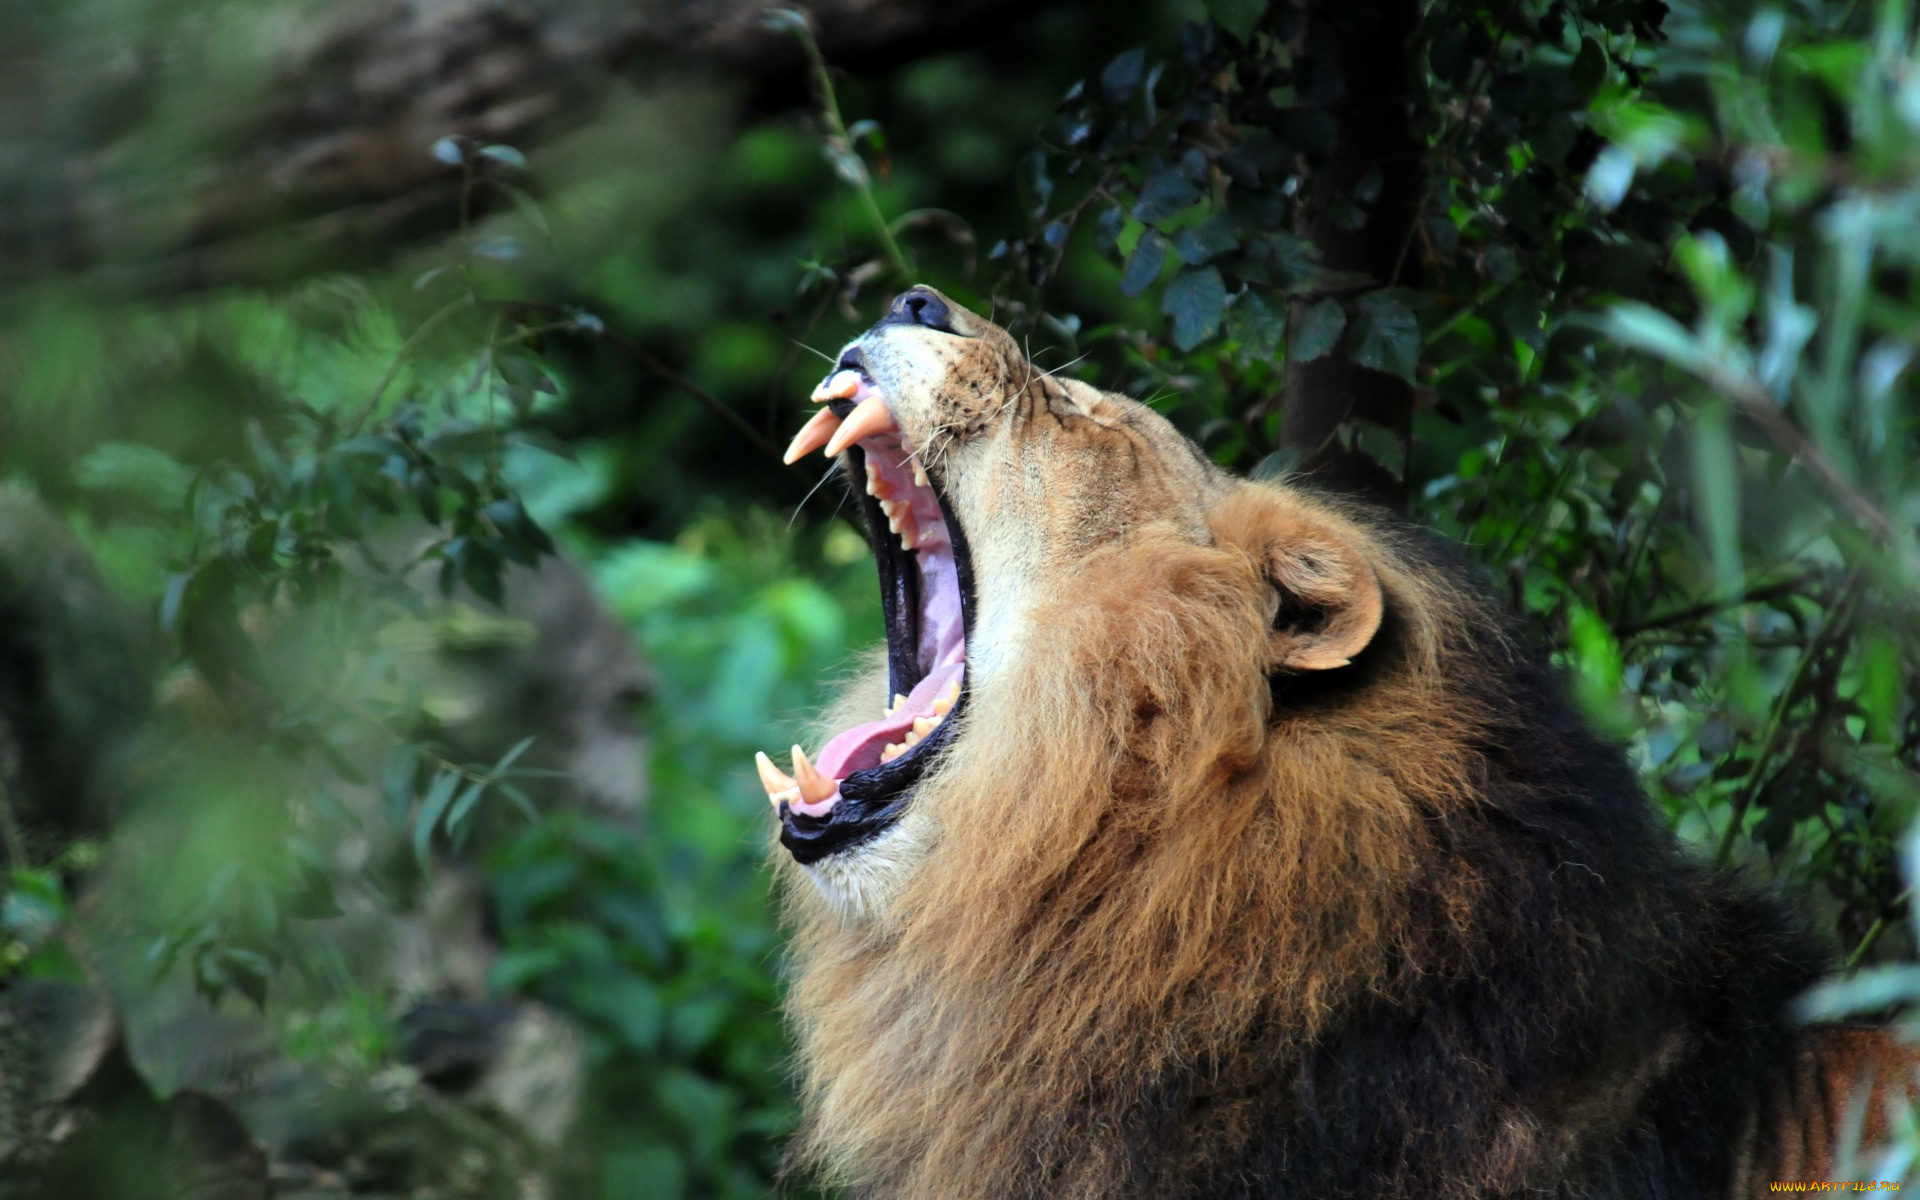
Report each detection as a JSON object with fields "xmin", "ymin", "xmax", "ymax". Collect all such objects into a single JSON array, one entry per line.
[{"xmin": 816, "ymin": 661, "xmax": 964, "ymax": 779}]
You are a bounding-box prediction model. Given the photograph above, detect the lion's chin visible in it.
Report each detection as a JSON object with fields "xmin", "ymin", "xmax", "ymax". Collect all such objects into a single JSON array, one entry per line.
[{"xmin": 759, "ymin": 365, "xmax": 976, "ymax": 865}]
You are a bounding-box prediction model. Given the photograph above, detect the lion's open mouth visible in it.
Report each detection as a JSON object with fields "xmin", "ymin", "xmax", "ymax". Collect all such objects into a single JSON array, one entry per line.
[{"xmin": 758, "ymin": 358, "xmax": 974, "ymax": 864}]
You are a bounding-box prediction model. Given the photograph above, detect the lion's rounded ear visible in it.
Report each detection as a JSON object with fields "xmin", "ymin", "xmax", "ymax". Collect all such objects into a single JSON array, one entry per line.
[{"xmin": 1261, "ymin": 527, "xmax": 1384, "ymax": 672}]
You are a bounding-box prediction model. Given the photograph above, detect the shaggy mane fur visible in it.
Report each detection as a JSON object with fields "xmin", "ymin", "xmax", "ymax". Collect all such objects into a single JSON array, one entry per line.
[{"xmin": 776, "ymin": 290, "xmax": 1906, "ymax": 1199}]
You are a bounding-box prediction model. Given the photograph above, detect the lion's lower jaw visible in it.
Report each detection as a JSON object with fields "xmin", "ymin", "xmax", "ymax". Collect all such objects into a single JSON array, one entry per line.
[{"xmin": 799, "ymin": 812, "xmax": 932, "ymax": 922}]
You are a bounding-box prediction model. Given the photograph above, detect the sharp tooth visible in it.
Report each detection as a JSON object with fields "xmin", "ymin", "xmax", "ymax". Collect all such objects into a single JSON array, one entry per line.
[
  {"xmin": 945, "ymin": 680, "xmax": 961, "ymax": 705},
  {"xmin": 892, "ymin": 692, "xmax": 908, "ymax": 714},
  {"xmin": 902, "ymin": 729, "xmax": 922, "ymax": 747},
  {"xmin": 880, "ymin": 742, "xmax": 904, "ymax": 763},
  {"xmin": 755, "ymin": 751, "xmax": 800, "ymax": 809},
  {"xmin": 911, "ymin": 459, "xmax": 929, "ymax": 488},
  {"xmin": 824, "ymin": 395, "xmax": 898, "ymax": 456},
  {"xmin": 783, "ymin": 407, "xmax": 843, "ymax": 464},
  {"xmin": 931, "ymin": 696, "xmax": 951, "ymax": 716},
  {"xmin": 912, "ymin": 717, "xmax": 937, "ymax": 737},
  {"xmin": 810, "ymin": 369, "xmax": 863, "ymax": 404},
  {"xmin": 897, "ymin": 514, "xmax": 919, "ymax": 550},
  {"xmin": 791, "ymin": 745, "xmax": 836, "ymax": 804},
  {"xmin": 881, "ymin": 499, "xmax": 901, "ymax": 533}
]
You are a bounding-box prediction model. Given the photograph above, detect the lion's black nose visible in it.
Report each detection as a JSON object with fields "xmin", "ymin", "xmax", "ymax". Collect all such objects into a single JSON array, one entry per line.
[{"xmin": 877, "ymin": 286, "xmax": 954, "ymax": 333}]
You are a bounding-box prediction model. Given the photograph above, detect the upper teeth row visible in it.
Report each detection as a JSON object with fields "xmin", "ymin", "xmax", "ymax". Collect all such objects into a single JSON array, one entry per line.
[{"xmin": 866, "ymin": 460, "xmax": 935, "ymax": 552}]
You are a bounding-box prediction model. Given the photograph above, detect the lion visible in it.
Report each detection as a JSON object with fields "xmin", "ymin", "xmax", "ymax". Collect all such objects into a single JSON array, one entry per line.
[{"xmin": 758, "ymin": 285, "xmax": 1917, "ymax": 1198}]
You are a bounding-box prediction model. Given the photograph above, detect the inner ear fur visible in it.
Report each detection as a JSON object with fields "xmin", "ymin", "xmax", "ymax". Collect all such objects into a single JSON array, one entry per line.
[{"xmin": 1261, "ymin": 520, "xmax": 1384, "ymax": 672}]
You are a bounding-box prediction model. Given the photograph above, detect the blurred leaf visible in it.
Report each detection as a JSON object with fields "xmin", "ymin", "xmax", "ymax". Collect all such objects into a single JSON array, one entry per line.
[
  {"xmin": 1291, "ymin": 297, "xmax": 1346, "ymax": 363},
  {"xmin": 1350, "ymin": 292, "xmax": 1419, "ymax": 381},
  {"xmin": 1101, "ymin": 48, "xmax": 1146, "ymax": 102},
  {"xmin": 1163, "ymin": 266, "xmax": 1227, "ymax": 351},
  {"xmin": 1206, "ymin": 0, "xmax": 1268, "ymax": 41},
  {"xmin": 1120, "ymin": 232, "xmax": 1168, "ymax": 297}
]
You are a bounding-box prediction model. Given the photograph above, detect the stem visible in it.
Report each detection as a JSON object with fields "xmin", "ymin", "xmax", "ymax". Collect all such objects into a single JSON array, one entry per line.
[
  {"xmin": 349, "ymin": 293, "xmax": 476, "ymax": 434},
  {"xmin": 1714, "ymin": 575, "xmax": 1862, "ymax": 865},
  {"xmin": 1845, "ymin": 888, "xmax": 1909, "ymax": 971},
  {"xmin": 790, "ymin": 23, "xmax": 914, "ymax": 280}
]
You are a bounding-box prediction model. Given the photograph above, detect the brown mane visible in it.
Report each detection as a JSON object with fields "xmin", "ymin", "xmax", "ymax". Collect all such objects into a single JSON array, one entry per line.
[
  {"xmin": 782, "ymin": 485, "xmax": 1512, "ymax": 1196},
  {"xmin": 771, "ymin": 287, "xmax": 1900, "ymax": 1199}
]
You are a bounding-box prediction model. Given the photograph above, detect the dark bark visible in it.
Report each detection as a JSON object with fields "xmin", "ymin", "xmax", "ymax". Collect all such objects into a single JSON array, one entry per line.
[{"xmin": 1279, "ymin": 0, "xmax": 1424, "ymax": 509}]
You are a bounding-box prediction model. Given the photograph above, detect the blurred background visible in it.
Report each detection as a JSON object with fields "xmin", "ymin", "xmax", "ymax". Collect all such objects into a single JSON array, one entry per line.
[{"xmin": 0, "ymin": 0, "xmax": 1917, "ymax": 1193}]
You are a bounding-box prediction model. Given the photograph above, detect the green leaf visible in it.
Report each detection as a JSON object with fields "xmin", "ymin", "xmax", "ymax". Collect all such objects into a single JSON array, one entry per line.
[
  {"xmin": 1101, "ymin": 48, "xmax": 1145, "ymax": 102},
  {"xmin": 1571, "ymin": 36, "xmax": 1607, "ymax": 102},
  {"xmin": 477, "ymin": 143, "xmax": 526, "ymax": 170},
  {"xmin": 445, "ymin": 779, "xmax": 487, "ymax": 834},
  {"xmin": 414, "ymin": 770, "xmax": 460, "ymax": 868},
  {"xmin": 1132, "ymin": 169, "xmax": 1203, "ymax": 223},
  {"xmin": 1206, "ymin": 0, "xmax": 1268, "ymax": 40},
  {"xmin": 1291, "ymin": 298, "xmax": 1346, "ymax": 363},
  {"xmin": 496, "ymin": 735, "xmax": 537, "ymax": 773},
  {"xmin": 1163, "ymin": 267, "xmax": 1227, "ymax": 351},
  {"xmin": 496, "ymin": 781, "xmax": 541, "ymax": 825},
  {"xmin": 1350, "ymin": 292, "xmax": 1419, "ymax": 381},
  {"xmin": 1690, "ymin": 398, "xmax": 1743, "ymax": 597},
  {"xmin": 1229, "ymin": 291, "xmax": 1284, "ymax": 360},
  {"xmin": 1120, "ymin": 232, "xmax": 1168, "ymax": 297},
  {"xmin": 383, "ymin": 745, "xmax": 420, "ymax": 830},
  {"xmin": 1171, "ymin": 214, "xmax": 1240, "ymax": 265}
]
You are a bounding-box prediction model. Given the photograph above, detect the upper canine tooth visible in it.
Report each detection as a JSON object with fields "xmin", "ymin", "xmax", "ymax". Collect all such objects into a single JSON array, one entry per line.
[
  {"xmin": 810, "ymin": 369, "xmax": 863, "ymax": 404},
  {"xmin": 783, "ymin": 407, "xmax": 843, "ymax": 464},
  {"xmin": 755, "ymin": 751, "xmax": 800, "ymax": 809},
  {"xmin": 824, "ymin": 395, "xmax": 898, "ymax": 456},
  {"xmin": 791, "ymin": 745, "xmax": 836, "ymax": 804}
]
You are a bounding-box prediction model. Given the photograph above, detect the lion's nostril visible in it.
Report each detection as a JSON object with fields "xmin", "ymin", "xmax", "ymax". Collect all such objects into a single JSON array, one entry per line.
[{"xmin": 880, "ymin": 286, "xmax": 954, "ymax": 333}]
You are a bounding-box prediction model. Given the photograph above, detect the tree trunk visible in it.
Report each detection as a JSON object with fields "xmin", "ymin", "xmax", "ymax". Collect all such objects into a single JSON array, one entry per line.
[
  {"xmin": 1279, "ymin": 0, "xmax": 1423, "ymax": 509},
  {"xmin": 0, "ymin": 0, "xmax": 1044, "ymax": 300}
]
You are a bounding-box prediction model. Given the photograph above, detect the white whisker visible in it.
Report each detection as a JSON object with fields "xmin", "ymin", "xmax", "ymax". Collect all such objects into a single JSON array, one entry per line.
[{"xmin": 789, "ymin": 461, "xmax": 846, "ymax": 530}]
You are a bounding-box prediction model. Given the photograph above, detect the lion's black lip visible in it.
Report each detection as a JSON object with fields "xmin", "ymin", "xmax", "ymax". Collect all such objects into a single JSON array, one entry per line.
[
  {"xmin": 826, "ymin": 353, "xmax": 872, "ymax": 419},
  {"xmin": 779, "ymin": 443, "xmax": 975, "ymax": 866}
]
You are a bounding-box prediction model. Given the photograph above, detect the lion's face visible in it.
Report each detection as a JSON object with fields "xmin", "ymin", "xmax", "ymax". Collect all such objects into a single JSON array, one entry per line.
[{"xmin": 762, "ymin": 286, "xmax": 1378, "ymax": 915}]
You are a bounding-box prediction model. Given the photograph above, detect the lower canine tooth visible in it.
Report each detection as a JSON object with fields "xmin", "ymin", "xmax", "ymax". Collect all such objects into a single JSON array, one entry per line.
[{"xmin": 791, "ymin": 745, "xmax": 836, "ymax": 804}]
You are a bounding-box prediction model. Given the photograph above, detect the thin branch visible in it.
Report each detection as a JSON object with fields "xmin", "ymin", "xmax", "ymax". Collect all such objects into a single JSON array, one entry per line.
[{"xmin": 1615, "ymin": 575, "xmax": 1813, "ymax": 637}]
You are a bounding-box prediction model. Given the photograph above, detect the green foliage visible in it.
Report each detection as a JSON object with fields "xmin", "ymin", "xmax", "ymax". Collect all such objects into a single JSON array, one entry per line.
[{"xmin": 4, "ymin": 0, "xmax": 1920, "ymax": 1188}]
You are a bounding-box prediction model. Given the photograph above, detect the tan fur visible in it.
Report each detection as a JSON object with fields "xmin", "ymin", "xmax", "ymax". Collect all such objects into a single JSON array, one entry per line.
[
  {"xmin": 781, "ymin": 290, "xmax": 1502, "ymax": 1197},
  {"xmin": 776, "ymin": 289, "xmax": 1916, "ymax": 1198}
]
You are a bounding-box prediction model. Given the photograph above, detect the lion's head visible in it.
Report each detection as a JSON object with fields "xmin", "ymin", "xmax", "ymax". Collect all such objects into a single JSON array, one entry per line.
[{"xmin": 764, "ymin": 286, "xmax": 1413, "ymax": 918}]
